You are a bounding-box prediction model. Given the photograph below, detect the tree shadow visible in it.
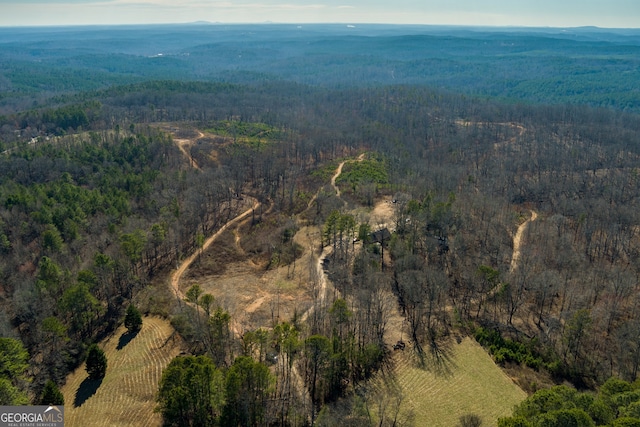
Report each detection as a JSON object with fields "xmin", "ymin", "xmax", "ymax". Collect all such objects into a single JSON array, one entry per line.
[
  {"xmin": 414, "ymin": 335, "xmax": 457, "ymax": 378},
  {"xmin": 74, "ymin": 377, "xmax": 103, "ymax": 407},
  {"xmin": 116, "ymin": 329, "xmax": 140, "ymax": 350}
]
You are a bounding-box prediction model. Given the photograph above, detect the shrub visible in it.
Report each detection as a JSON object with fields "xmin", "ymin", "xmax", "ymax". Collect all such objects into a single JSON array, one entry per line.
[{"xmin": 458, "ymin": 413, "xmax": 483, "ymax": 427}]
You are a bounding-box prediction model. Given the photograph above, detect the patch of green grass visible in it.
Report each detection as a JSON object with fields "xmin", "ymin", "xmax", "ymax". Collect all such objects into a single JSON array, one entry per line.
[
  {"xmin": 336, "ymin": 158, "xmax": 389, "ymax": 189},
  {"xmin": 310, "ymin": 160, "xmax": 341, "ymax": 182},
  {"xmin": 274, "ymin": 280, "xmax": 296, "ymax": 291},
  {"xmin": 205, "ymin": 120, "xmax": 282, "ymax": 146}
]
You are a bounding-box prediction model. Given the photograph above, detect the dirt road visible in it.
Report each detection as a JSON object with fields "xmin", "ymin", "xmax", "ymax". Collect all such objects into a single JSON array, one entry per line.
[
  {"xmin": 170, "ymin": 197, "xmax": 259, "ymax": 302},
  {"xmin": 301, "ymin": 154, "xmax": 366, "ymax": 321},
  {"xmin": 510, "ymin": 211, "xmax": 537, "ymax": 273},
  {"xmin": 172, "ymin": 130, "xmax": 204, "ymax": 170}
]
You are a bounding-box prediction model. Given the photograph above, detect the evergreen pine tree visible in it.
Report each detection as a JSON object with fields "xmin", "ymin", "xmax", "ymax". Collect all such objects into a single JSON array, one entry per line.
[
  {"xmin": 124, "ymin": 304, "xmax": 143, "ymax": 333},
  {"xmin": 85, "ymin": 344, "xmax": 107, "ymax": 380},
  {"xmin": 39, "ymin": 380, "xmax": 64, "ymax": 405}
]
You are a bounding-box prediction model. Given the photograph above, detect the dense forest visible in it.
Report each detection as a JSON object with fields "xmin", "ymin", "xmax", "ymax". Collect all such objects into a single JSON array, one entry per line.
[
  {"xmin": 1, "ymin": 24, "xmax": 640, "ymax": 117},
  {"xmin": 1, "ymin": 24, "xmax": 640, "ymax": 426}
]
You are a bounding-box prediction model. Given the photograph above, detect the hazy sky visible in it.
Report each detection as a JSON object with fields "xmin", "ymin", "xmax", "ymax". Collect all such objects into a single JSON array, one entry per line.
[{"xmin": 0, "ymin": 0, "xmax": 638, "ymax": 28}]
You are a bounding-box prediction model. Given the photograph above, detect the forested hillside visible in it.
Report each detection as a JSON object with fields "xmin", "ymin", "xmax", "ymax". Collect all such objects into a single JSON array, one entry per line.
[
  {"xmin": 1, "ymin": 24, "xmax": 640, "ymax": 426},
  {"xmin": 1, "ymin": 24, "xmax": 640, "ymax": 117}
]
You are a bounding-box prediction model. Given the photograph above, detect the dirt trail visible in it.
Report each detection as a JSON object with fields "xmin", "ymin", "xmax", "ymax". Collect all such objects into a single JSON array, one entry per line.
[
  {"xmin": 300, "ymin": 163, "xmax": 345, "ymax": 322},
  {"xmin": 331, "ymin": 161, "xmax": 346, "ymax": 197},
  {"xmin": 301, "ymin": 154, "xmax": 365, "ymax": 322},
  {"xmin": 170, "ymin": 198, "xmax": 259, "ymax": 302},
  {"xmin": 173, "ymin": 130, "xmax": 204, "ymax": 170},
  {"xmin": 510, "ymin": 211, "xmax": 537, "ymax": 273},
  {"xmin": 303, "ymin": 153, "xmax": 365, "ymax": 212}
]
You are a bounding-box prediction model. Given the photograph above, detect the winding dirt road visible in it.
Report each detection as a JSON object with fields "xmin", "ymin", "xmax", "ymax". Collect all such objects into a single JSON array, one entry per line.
[
  {"xmin": 170, "ymin": 197, "xmax": 259, "ymax": 302},
  {"xmin": 301, "ymin": 154, "xmax": 365, "ymax": 321},
  {"xmin": 330, "ymin": 153, "xmax": 365, "ymax": 198},
  {"xmin": 331, "ymin": 161, "xmax": 346, "ymax": 198},
  {"xmin": 510, "ymin": 211, "xmax": 537, "ymax": 273},
  {"xmin": 300, "ymin": 165, "xmax": 346, "ymax": 321}
]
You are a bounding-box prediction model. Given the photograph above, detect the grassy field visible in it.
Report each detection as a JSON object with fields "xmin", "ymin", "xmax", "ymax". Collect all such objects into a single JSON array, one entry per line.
[
  {"xmin": 378, "ymin": 337, "xmax": 527, "ymax": 427},
  {"xmin": 61, "ymin": 317, "xmax": 183, "ymax": 427}
]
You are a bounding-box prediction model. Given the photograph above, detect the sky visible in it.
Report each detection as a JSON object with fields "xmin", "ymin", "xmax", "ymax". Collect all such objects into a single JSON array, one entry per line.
[{"xmin": 0, "ymin": 0, "xmax": 638, "ymax": 28}]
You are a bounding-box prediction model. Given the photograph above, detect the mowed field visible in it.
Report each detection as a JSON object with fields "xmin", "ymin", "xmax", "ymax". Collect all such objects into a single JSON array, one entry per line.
[
  {"xmin": 382, "ymin": 337, "xmax": 527, "ymax": 427},
  {"xmin": 61, "ymin": 317, "xmax": 183, "ymax": 427}
]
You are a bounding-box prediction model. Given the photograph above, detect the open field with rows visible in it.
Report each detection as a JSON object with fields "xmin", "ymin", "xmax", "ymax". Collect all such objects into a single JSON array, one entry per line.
[
  {"xmin": 61, "ymin": 317, "xmax": 183, "ymax": 427},
  {"xmin": 379, "ymin": 337, "xmax": 527, "ymax": 427}
]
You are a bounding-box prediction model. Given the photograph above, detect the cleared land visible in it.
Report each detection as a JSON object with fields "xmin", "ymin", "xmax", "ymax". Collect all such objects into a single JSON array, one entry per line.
[
  {"xmin": 61, "ymin": 317, "xmax": 184, "ymax": 427},
  {"xmin": 380, "ymin": 337, "xmax": 527, "ymax": 427},
  {"xmin": 187, "ymin": 219, "xmax": 318, "ymax": 332}
]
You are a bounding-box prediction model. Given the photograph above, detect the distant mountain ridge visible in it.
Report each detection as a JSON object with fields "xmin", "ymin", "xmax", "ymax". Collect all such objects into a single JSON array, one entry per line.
[{"xmin": 0, "ymin": 23, "xmax": 639, "ymax": 112}]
